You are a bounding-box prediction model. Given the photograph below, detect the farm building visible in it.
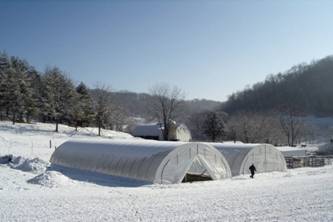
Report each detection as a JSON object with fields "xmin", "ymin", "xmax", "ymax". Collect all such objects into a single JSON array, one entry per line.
[
  {"xmin": 318, "ymin": 141, "xmax": 333, "ymax": 154},
  {"xmin": 131, "ymin": 122, "xmax": 192, "ymax": 142},
  {"xmin": 209, "ymin": 143, "xmax": 287, "ymax": 176},
  {"xmin": 50, "ymin": 139, "xmax": 231, "ymax": 184},
  {"xmin": 276, "ymin": 146, "xmax": 307, "ymax": 157},
  {"xmin": 131, "ymin": 123, "xmax": 164, "ymax": 140}
]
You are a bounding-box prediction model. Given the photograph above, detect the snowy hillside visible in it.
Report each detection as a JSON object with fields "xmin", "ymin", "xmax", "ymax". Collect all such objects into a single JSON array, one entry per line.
[
  {"xmin": 0, "ymin": 121, "xmax": 133, "ymax": 161},
  {"xmin": 0, "ymin": 121, "xmax": 333, "ymax": 221}
]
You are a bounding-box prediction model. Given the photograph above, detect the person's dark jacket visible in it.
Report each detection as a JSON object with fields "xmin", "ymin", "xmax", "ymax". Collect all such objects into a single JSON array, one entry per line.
[{"xmin": 249, "ymin": 165, "xmax": 256, "ymax": 172}]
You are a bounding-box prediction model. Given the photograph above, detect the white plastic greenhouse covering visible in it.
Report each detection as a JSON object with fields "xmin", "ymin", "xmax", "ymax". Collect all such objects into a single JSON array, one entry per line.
[
  {"xmin": 50, "ymin": 139, "xmax": 232, "ymax": 184},
  {"xmin": 208, "ymin": 143, "xmax": 287, "ymax": 176}
]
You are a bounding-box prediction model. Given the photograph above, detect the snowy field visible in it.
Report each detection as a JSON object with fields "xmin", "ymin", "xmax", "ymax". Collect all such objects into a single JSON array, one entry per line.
[
  {"xmin": 0, "ymin": 122, "xmax": 333, "ymax": 221},
  {"xmin": 0, "ymin": 121, "xmax": 133, "ymax": 161}
]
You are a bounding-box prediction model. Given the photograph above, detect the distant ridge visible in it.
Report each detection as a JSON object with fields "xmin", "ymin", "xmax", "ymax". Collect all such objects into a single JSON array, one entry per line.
[{"xmin": 222, "ymin": 56, "xmax": 333, "ymax": 116}]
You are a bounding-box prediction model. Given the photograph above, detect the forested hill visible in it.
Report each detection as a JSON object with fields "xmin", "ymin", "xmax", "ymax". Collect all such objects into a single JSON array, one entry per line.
[
  {"xmin": 111, "ymin": 91, "xmax": 222, "ymax": 119},
  {"xmin": 222, "ymin": 56, "xmax": 333, "ymax": 116}
]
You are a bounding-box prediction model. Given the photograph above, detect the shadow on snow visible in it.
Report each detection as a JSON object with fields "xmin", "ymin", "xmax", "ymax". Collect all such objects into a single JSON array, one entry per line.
[{"xmin": 48, "ymin": 165, "xmax": 150, "ymax": 188}]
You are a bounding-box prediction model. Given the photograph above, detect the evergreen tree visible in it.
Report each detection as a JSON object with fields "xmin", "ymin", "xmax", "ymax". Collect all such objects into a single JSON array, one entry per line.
[
  {"xmin": 72, "ymin": 82, "xmax": 95, "ymax": 130},
  {"xmin": 5, "ymin": 57, "xmax": 33, "ymax": 124},
  {"xmin": 25, "ymin": 69, "xmax": 41, "ymax": 123},
  {"xmin": 0, "ymin": 52, "xmax": 10, "ymax": 120},
  {"xmin": 202, "ymin": 111, "xmax": 227, "ymax": 142},
  {"xmin": 6, "ymin": 68, "xmax": 25, "ymax": 124},
  {"xmin": 41, "ymin": 67, "xmax": 76, "ymax": 132}
]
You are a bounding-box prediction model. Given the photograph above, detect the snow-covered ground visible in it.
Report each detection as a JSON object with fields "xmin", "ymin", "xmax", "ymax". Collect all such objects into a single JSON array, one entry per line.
[
  {"xmin": 0, "ymin": 121, "xmax": 133, "ymax": 161},
  {"xmin": 0, "ymin": 122, "xmax": 333, "ymax": 221},
  {"xmin": 1, "ymin": 163, "xmax": 332, "ymax": 221}
]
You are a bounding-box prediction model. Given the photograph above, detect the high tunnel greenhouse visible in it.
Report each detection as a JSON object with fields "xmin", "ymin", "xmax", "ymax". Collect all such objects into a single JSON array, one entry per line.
[
  {"xmin": 50, "ymin": 139, "xmax": 232, "ymax": 184},
  {"xmin": 209, "ymin": 143, "xmax": 287, "ymax": 176}
]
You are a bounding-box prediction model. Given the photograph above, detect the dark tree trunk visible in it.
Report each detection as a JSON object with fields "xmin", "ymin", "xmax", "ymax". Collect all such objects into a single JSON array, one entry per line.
[
  {"xmin": 55, "ymin": 120, "xmax": 59, "ymax": 132},
  {"xmin": 211, "ymin": 134, "xmax": 216, "ymax": 142},
  {"xmin": 26, "ymin": 115, "xmax": 31, "ymax": 123},
  {"xmin": 12, "ymin": 112, "xmax": 16, "ymax": 125},
  {"xmin": 75, "ymin": 121, "xmax": 79, "ymax": 131},
  {"xmin": 98, "ymin": 121, "xmax": 101, "ymax": 136}
]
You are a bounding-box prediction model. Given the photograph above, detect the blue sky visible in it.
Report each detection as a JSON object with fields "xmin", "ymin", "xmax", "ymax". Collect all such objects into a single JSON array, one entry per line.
[{"xmin": 1, "ymin": 0, "xmax": 333, "ymax": 101}]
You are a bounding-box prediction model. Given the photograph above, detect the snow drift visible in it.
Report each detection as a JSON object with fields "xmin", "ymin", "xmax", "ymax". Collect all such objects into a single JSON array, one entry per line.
[
  {"xmin": 9, "ymin": 156, "xmax": 49, "ymax": 174},
  {"xmin": 28, "ymin": 170, "xmax": 74, "ymax": 188}
]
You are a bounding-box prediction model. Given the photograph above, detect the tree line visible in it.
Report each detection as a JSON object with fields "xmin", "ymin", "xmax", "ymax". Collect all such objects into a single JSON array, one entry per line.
[
  {"xmin": 0, "ymin": 52, "xmax": 126, "ymax": 135},
  {"xmin": 204, "ymin": 56, "xmax": 333, "ymax": 146},
  {"xmin": 185, "ymin": 57, "xmax": 333, "ymax": 145},
  {"xmin": 0, "ymin": 52, "xmax": 221, "ymax": 139},
  {"xmin": 0, "ymin": 51, "xmax": 321, "ymax": 145}
]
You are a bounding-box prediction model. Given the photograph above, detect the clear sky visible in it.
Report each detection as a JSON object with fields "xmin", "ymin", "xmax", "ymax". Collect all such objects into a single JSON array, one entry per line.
[{"xmin": 1, "ymin": 0, "xmax": 333, "ymax": 101}]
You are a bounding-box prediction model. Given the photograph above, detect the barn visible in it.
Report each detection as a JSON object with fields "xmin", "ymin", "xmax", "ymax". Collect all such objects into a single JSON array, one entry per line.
[
  {"xmin": 131, "ymin": 122, "xmax": 192, "ymax": 142},
  {"xmin": 209, "ymin": 143, "xmax": 287, "ymax": 176},
  {"xmin": 50, "ymin": 139, "xmax": 232, "ymax": 184},
  {"xmin": 131, "ymin": 123, "xmax": 164, "ymax": 140}
]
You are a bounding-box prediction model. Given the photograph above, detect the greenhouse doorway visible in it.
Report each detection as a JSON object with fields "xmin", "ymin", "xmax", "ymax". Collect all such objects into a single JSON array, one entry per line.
[{"xmin": 182, "ymin": 157, "xmax": 213, "ymax": 183}]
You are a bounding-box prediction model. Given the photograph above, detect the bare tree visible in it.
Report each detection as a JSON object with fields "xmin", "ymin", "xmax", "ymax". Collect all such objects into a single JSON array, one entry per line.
[
  {"xmin": 149, "ymin": 83, "xmax": 185, "ymax": 141},
  {"xmin": 227, "ymin": 112, "xmax": 285, "ymax": 144},
  {"xmin": 108, "ymin": 104, "xmax": 128, "ymax": 131},
  {"xmin": 279, "ymin": 107, "xmax": 306, "ymax": 146},
  {"xmin": 227, "ymin": 112, "xmax": 258, "ymax": 143},
  {"xmin": 91, "ymin": 86, "xmax": 112, "ymax": 136}
]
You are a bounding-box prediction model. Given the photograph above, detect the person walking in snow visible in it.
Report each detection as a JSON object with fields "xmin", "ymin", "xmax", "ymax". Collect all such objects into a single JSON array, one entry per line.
[{"xmin": 249, "ymin": 164, "xmax": 256, "ymax": 178}]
